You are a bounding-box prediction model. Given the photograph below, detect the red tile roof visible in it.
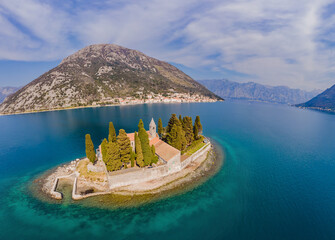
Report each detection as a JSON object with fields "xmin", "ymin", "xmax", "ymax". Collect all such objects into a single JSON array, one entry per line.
[
  {"xmin": 127, "ymin": 131, "xmax": 151, "ymax": 141},
  {"xmin": 151, "ymin": 139, "xmax": 180, "ymax": 162},
  {"xmin": 126, "ymin": 132, "xmax": 180, "ymax": 162},
  {"xmin": 126, "ymin": 132, "xmax": 135, "ymax": 141},
  {"xmin": 149, "ymin": 136, "xmax": 160, "ymax": 145}
]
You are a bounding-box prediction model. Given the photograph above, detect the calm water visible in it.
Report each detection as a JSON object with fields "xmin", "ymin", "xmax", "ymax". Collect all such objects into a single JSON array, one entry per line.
[{"xmin": 0, "ymin": 101, "xmax": 335, "ymax": 240}]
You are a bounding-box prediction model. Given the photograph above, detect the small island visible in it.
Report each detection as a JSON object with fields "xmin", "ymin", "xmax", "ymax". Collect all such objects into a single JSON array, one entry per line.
[{"xmin": 42, "ymin": 114, "xmax": 215, "ymax": 201}]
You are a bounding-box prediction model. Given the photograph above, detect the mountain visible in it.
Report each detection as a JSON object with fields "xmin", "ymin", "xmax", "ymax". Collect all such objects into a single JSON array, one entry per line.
[
  {"xmin": 0, "ymin": 87, "xmax": 20, "ymax": 103},
  {"xmin": 296, "ymin": 84, "xmax": 335, "ymax": 111},
  {"xmin": 0, "ymin": 44, "xmax": 220, "ymax": 115},
  {"xmin": 198, "ymin": 79, "xmax": 320, "ymax": 104}
]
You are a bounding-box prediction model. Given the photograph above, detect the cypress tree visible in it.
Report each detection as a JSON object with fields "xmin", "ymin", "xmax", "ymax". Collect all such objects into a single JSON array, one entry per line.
[
  {"xmin": 108, "ymin": 122, "xmax": 117, "ymax": 142},
  {"xmin": 158, "ymin": 118, "xmax": 163, "ymax": 138},
  {"xmin": 105, "ymin": 141, "xmax": 122, "ymax": 171},
  {"xmin": 138, "ymin": 120, "xmax": 152, "ymax": 166},
  {"xmin": 151, "ymin": 145, "xmax": 158, "ymax": 164},
  {"xmin": 138, "ymin": 119, "xmax": 144, "ymax": 130},
  {"xmin": 195, "ymin": 116, "xmax": 203, "ymax": 134},
  {"xmin": 101, "ymin": 138, "xmax": 108, "ymax": 163},
  {"xmin": 130, "ymin": 150, "xmax": 135, "ymax": 167},
  {"xmin": 177, "ymin": 124, "xmax": 187, "ymax": 151},
  {"xmin": 183, "ymin": 116, "xmax": 194, "ymax": 145},
  {"xmin": 135, "ymin": 132, "xmax": 144, "ymax": 167},
  {"xmin": 85, "ymin": 134, "xmax": 96, "ymax": 164},
  {"xmin": 194, "ymin": 124, "xmax": 199, "ymax": 140},
  {"xmin": 117, "ymin": 129, "xmax": 131, "ymax": 167},
  {"xmin": 179, "ymin": 115, "xmax": 183, "ymax": 123}
]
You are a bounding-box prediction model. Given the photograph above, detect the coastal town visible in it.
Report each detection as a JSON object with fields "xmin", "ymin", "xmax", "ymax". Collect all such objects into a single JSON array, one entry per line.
[
  {"xmin": 92, "ymin": 92, "xmax": 217, "ymax": 106},
  {"xmin": 43, "ymin": 114, "xmax": 213, "ymax": 200}
]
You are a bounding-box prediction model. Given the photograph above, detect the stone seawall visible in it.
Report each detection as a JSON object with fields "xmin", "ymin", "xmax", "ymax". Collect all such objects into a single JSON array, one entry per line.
[
  {"xmin": 107, "ymin": 142, "xmax": 211, "ymax": 190},
  {"xmin": 50, "ymin": 178, "xmax": 62, "ymax": 200},
  {"xmin": 108, "ymin": 165, "xmax": 170, "ymax": 189},
  {"xmin": 181, "ymin": 143, "xmax": 211, "ymax": 169}
]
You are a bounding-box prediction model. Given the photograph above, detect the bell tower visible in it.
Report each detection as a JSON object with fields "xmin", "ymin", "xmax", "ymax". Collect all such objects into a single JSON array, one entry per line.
[{"xmin": 149, "ymin": 118, "xmax": 156, "ymax": 139}]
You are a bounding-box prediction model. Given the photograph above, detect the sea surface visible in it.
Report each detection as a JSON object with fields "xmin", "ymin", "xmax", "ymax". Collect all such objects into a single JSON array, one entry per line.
[{"xmin": 0, "ymin": 101, "xmax": 334, "ymax": 240}]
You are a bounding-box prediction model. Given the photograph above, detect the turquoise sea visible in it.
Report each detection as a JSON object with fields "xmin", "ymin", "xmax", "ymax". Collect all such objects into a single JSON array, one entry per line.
[{"xmin": 0, "ymin": 101, "xmax": 335, "ymax": 240}]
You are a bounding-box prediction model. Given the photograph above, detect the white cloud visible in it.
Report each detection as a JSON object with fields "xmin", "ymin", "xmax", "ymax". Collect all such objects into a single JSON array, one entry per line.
[{"xmin": 0, "ymin": 0, "xmax": 334, "ymax": 90}]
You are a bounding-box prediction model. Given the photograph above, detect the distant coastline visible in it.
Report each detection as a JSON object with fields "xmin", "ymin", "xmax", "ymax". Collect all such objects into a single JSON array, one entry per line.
[
  {"xmin": 0, "ymin": 99, "xmax": 222, "ymax": 117},
  {"xmin": 296, "ymin": 106, "xmax": 335, "ymax": 113}
]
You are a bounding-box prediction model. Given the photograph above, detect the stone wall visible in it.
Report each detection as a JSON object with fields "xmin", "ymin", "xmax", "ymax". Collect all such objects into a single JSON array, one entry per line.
[
  {"xmin": 108, "ymin": 165, "xmax": 170, "ymax": 189},
  {"xmin": 181, "ymin": 143, "xmax": 210, "ymax": 169},
  {"xmin": 107, "ymin": 142, "xmax": 211, "ymax": 190},
  {"xmin": 167, "ymin": 154, "xmax": 181, "ymax": 172}
]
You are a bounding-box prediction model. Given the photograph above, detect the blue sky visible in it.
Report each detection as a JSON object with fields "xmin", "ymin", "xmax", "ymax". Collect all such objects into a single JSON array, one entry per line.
[{"xmin": 0, "ymin": 0, "xmax": 334, "ymax": 90}]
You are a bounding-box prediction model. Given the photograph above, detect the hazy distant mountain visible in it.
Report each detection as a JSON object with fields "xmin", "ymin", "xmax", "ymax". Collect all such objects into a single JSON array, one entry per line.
[
  {"xmin": 0, "ymin": 44, "xmax": 220, "ymax": 115},
  {"xmin": 296, "ymin": 84, "xmax": 335, "ymax": 111},
  {"xmin": 0, "ymin": 87, "xmax": 20, "ymax": 103},
  {"xmin": 198, "ymin": 79, "xmax": 321, "ymax": 104}
]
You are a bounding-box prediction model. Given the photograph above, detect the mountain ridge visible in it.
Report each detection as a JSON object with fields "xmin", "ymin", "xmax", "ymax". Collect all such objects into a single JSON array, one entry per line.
[
  {"xmin": 0, "ymin": 44, "xmax": 221, "ymax": 115},
  {"xmin": 296, "ymin": 84, "xmax": 335, "ymax": 111},
  {"xmin": 198, "ymin": 79, "xmax": 320, "ymax": 104}
]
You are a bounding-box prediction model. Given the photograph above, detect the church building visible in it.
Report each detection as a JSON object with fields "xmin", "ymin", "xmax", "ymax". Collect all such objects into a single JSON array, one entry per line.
[{"xmin": 127, "ymin": 118, "xmax": 181, "ymax": 172}]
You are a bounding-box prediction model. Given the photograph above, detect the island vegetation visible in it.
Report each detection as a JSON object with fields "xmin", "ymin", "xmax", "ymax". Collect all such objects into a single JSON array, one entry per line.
[
  {"xmin": 40, "ymin": 113, "xmax": 216, "ymax": 202},
  {"xmin": 85, "ymin": 114, "xmax": 204, "ymax": 172}
]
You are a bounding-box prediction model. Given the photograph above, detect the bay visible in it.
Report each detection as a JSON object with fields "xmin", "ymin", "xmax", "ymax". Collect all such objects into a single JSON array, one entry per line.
[{"xmin": 0, "ymin": 101, "xmax": 334, "ymax": 240}]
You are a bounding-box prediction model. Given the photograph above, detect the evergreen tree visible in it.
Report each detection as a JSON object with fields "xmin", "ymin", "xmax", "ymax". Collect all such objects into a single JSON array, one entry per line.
[
  {"xmin": 138, "ymin": 120, "xmax": 152, "ymax": 166},
  {"xmin": 105, "ymin": 141, "xmax": 122, "ymax": 171},
  {"xmin": 183, "ymin": 116, "xmax": 194, "ymax": 145},
  {"xmin": 135, "ymin": 132, "xmax": 144, "ymax": 167},
  {"xmin": 167, "ymin": 124, "xmax": 178, "ymax": 146},
  {"xmin": 194, "ymin": 124, "xmax": 199, "ymax": 140},
  {"xmin": 195, "ymin": 116, "xmax": 203, "ymax": 134},
  {"xmin": 158, "ymin": 118, "xmax": 163, "ymax": 138},
  {"xmin": 117, "ymin": 129, "xmax": 131, "ymax": 167},
  {"xmin": 130, "ymin": 150, "xmax": 135, "ymax": 167},
  {"xmin": 101, "ymin": 138, "xmax": 108, "ymax": 163},
  {"xmin": 85, "ymin": 134, "xmax": 96, "ymax": 164},
  {"xmin": 167, "ymin": 122, "xmax": 187, "ymax": 151},
  {"xmin": 177, "ymin": 124, "xmax": 187, "ymax": 151},
  {"xmin": 108, "ymin": 122, "xmax": 117, "ymax": 142},
  {"xmin": 138, "ymin": 119, "xmax": 144, "ymax": 130},
  {"xmin": 179, "ymin": 115, "xmax": 183, "ymax": 123},
  {"xmin": 166, "ymin": 114, "xmax": 179, "ymax": 134},
  {"xmin": 151, "ymin": 145, "xmax": 158, "ymax": 164}
]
